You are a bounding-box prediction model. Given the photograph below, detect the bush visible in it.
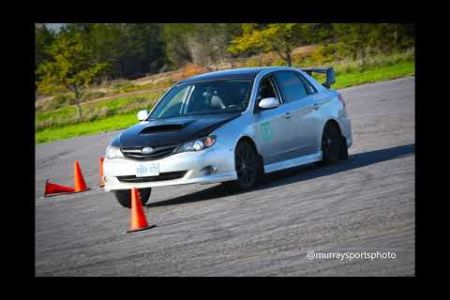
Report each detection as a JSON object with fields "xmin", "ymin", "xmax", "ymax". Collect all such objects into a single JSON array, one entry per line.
[
  {"xmin": 111, "ymin": 80, "xmax": 136, "ymax": 93},
  {"xmin": 98, "ymin": 107, "xmax": 112, "ymax": 118},
  {"xmin": 36, "ymin": 81, "xmax": 67, "ymax": 97},
  {"xmin": 46, "ymin": 93, "xmax": 75, "ymax": 110},
  {"xmin": 181, "ymin": 64, "xmax": 208, "ymax": 78},
  {"xmin": 84, "ymin": 90, "xmax": 107, "ymax": 101}
]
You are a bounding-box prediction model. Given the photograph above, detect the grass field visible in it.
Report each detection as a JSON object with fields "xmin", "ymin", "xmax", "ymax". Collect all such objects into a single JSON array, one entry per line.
[
  {"xmin": 36, "ymin": 113, "xmax": 137, "ymax": 144},
  {"xmin": 36, "ymin": 89, "xmax": 164, "ymax": 130},
  {"xmin": 333, "ymin": 61, "xmax": 414, "ymax": 89},
  {"xmin": 36, "ymin": 59, "xmax": 414, "ymax": 144}
]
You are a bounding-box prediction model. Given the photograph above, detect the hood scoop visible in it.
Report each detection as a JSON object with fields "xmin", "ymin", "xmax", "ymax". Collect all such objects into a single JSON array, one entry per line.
[{"xmin": 139, "ymin": 124, "xmax": 184, "ymax": 135}]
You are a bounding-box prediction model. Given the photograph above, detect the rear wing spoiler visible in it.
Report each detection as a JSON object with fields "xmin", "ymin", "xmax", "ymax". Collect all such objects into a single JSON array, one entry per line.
[{"xmin": 302, "ymin": 67, "xmax": 335, "ymax": 89}]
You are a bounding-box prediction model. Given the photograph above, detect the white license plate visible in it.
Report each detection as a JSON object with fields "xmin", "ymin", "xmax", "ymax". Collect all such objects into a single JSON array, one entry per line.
[{"xmin": 136, "ymin": 162, "xmax": 160, "ymax": 177}]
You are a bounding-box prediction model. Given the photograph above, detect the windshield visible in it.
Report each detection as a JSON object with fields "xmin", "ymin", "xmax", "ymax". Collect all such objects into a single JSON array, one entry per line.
[{"xmin": 149, "ymin": 80, "xmax": 253, "ymax": 119}]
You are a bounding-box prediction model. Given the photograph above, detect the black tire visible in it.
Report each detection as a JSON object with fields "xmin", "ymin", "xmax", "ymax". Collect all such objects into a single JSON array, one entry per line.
[
  {"xmin": 114, "ymin": 188, "xmax": 151, "ymax": 208},
  {"xmin": 339, "ymin": 135, "xmax": 349, "ymax": 160},
  {"xmin": 226, "ymin": 140, "xmax": 261, "ymax": 191},
  {"xmin": 321, "ymin": 122, "xmax": 342, "ymax": 164}
]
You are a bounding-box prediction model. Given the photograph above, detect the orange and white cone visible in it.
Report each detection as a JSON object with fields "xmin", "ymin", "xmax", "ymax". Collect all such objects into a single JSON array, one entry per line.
[{"xmin": 127, "ymin": 188, "xmax": 155, "ymax": 233}]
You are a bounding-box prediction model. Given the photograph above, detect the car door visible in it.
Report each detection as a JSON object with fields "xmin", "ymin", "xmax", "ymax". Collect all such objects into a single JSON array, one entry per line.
[
  {"xmin": 297, "ymin": 72, "xmax": 327, "ymax": 153},
  {"xmin": 252, "ymin": 75, "xmax": 298, "ymax": 165},
  {"xmin": 273, "ymin": 70, "xmax": 322, "ymax": 157}
]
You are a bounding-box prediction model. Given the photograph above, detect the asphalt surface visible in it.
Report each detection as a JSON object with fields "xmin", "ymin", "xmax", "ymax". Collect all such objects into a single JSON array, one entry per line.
[{"xmin": 35, "ymin": 77, "xmax": 415, "ymax": 276}]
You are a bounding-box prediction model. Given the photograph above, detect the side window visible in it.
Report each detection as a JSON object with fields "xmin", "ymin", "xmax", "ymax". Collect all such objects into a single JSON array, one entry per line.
[
  {"xmin": 274, "ymin": 71, "xmax": 308, "ymax": 103},
  {"xmin": 297, "ymin": 73, "xmax": 317, "ymax": 95},
  {"xmin": 256, "ymin": 76, "xmax": 280, "ymax": 103}
]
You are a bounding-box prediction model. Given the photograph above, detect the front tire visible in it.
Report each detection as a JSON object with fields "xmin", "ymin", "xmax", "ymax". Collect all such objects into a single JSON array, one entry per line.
[
  {"xmin": 114, "ymin": 188, "xmax": 151, "ymax": 208},
  {"xmin": 226, "ymin": 140, "xmax": 261, "ymax": 191}
]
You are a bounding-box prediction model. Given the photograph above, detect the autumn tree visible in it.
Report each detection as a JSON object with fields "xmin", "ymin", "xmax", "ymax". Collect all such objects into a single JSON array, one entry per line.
[{"xmin": 228, "ymin": 23, "xmax": 309, "ymax": 66}]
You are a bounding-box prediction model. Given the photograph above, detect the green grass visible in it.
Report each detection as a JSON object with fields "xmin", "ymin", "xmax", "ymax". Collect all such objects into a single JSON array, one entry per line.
[
  {"xmin": 36, "ymin": 59, "xmax": 415, "ymax": 144},
  {"xmin": 36, "ymin": 113, "xmax": 138, "ymax": 144},
  {"xmin": 333, "ymin": 61, "xmax": 414, "ymax": 89},
  {"xmin": 36, "ymin": 90, "xmax": 163, "ymax": 130}
]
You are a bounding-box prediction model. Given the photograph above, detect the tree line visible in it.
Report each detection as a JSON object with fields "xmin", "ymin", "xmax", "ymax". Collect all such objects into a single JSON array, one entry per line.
[{"xmin": 36, "ymin": 23, "xmax": 414, "ymax": 118}]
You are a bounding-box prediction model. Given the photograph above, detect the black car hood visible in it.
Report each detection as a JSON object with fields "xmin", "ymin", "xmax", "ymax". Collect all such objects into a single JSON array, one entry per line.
[{"xmin": 117, "ymin": 113, "xmax": 240, "ymax": 148}]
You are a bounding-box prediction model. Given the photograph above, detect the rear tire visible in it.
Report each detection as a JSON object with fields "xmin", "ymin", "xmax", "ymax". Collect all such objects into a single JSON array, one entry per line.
[
  {"xmin": 114, "ymin": 188, "xmax": 151, "ymax": 208},
  {"xmin": 339, "ymin": 135, "xmax": 349, "ymax": 160},
  {"xmin": 321, "ymin": 122, "xmax": 342, "ymax": 164}
]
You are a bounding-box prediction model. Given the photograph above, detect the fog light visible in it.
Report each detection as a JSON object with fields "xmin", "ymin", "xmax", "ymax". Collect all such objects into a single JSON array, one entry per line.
[{"xmin": 199, "ymin": 166, "xmax": 217, "ymax": 176}]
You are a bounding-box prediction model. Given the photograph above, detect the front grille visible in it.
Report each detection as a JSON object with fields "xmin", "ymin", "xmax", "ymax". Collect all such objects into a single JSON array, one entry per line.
[
  {"xmin": 121, "ymin": 144, "xmax": 178, "ymax": 160},
  {"xmin": 117, "ymin": 171, "xmax": 187, "ymax": 183}
]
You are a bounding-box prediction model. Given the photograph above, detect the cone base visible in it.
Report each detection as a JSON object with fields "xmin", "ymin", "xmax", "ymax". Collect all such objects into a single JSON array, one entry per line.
[
  {"xmin": 44, "ymin": 191, "xmax": 77, "ymax": 198},
  {"xmin": 127, "ymin": 224, "xmax": 156, "ymax": 233},
  {"xmin": 45, "ymin": 187, "xmax": 91, "ymax": 197}
]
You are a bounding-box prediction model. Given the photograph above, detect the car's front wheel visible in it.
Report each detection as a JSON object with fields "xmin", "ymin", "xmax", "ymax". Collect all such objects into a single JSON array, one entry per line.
[
  {"xmin": 114, "ymin": 188, "xmax": 151, "ymax": 208},
  {"xmin": 226, "ymin": 140, "xmax": 262, "ymax": 191}
]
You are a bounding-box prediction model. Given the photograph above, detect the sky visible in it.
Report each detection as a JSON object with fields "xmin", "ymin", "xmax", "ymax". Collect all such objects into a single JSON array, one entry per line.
[{"xmin": 45, "ymin": 23, "xmax": 65, "ymax": 32}]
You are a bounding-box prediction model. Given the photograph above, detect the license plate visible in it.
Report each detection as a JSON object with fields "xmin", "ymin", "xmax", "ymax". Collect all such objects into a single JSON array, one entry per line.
[{"xmin": 136, "ymin": 162, "xmax": 159, "ymax": 177}]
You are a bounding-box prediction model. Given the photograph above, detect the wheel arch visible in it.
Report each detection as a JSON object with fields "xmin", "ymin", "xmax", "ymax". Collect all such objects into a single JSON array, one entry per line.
[
  {"xmin": 321, "ymin": 118, "xmax": 349, "ymax": 160},
  {"xmin": 236, "ymin": 135, "xmax": 260, "ymax": 154},
  {"xmin": 235, "ymin": 135, "xmax": 265, "ymax": 172},
  {"xmin": 322, "ymin": 118, "xmax": 343, "ymax": 136}
]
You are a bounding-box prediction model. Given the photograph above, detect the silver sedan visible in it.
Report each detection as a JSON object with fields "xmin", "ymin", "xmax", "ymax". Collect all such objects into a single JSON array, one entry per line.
[{"xmin": 103, "ymin": 66, "xmax": 352, "ymax": 207}]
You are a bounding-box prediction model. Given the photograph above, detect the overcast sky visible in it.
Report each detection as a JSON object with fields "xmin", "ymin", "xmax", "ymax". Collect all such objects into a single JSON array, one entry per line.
[{"xmin": 45, "ymin": 23, "xmax": 64, "ymax": 32}]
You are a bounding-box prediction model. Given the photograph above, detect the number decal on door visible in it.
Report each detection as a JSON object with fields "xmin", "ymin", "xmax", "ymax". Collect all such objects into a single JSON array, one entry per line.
[{"xmin": 261, "ymin": 121, "xmax": 272, "ymax": 141}]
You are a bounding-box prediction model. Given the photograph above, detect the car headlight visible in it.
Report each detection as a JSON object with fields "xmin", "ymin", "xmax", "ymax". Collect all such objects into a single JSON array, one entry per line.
[
  {"xmin": 176, "ymin": 135, "xmax": 216, "ymax": 153},
  {"xmin": 106, "ymin": 145, "xmax": 124, "ymax": 159}
]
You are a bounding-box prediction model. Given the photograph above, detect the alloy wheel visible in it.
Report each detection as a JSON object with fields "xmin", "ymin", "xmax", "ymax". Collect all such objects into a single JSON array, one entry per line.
[{"xmin": 235, "ymin": 141, "xmax": 258, "ymax": 189}]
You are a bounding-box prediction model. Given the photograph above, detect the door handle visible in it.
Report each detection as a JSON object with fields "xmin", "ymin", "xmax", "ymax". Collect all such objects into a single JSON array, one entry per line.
[
  {"xmin": 284, "ymin": 112, "xmax": 292, "ymax": 118},
  {"xmin": 312, "ymin": 103, "xmax": 320, "ymax": 110}
]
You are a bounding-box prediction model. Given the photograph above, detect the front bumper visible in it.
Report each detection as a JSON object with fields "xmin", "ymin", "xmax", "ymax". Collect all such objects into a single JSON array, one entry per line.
[{"xmin": 103, "ymin": 144, "xmax": 237, "ymax": 191}]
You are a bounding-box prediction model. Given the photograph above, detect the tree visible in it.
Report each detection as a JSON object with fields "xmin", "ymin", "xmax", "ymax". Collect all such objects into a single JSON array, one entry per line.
[
  {"xmin": 332, "ymin": 24, "xmax": 415, "ymax": 60},
  {"xmin": 163, "ymin": 23, "xmax": 242, "ymax": 68},
  {"xmin": 86, "ymin": 23, "xmax": 126, "ymax": 79},
  {"xmin": 37, "ymin": 31, "xmax": 108, "ymax": 119},
  {"xmin": 228, "ymin": 23, "xmax": 308, "ymax": 66},
  {"xmin": 162, "ymin": 24, "xmax": 195, "ymax": 68},
  {"xmin": 117, "ymin": 23, "xmax": 165, "ymax": 77},
  {"xmin": 35, "ymin": 24, "xmax": 55, "ymax": 77}
]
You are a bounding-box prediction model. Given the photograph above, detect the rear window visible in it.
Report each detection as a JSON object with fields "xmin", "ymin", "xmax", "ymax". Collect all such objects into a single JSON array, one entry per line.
[{"xmin": 297, "ymin": 73, "xmax": 317, "ymax": 94}]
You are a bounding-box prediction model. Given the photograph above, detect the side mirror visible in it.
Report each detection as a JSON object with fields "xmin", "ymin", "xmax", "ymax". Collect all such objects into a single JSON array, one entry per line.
[
  {"xmin": 137, "ymin": 109, "xmax": 149, "ymax": 121},
  {"xmin": 258, "ymin": 97, "xmax": 279, "ymax": 110}
]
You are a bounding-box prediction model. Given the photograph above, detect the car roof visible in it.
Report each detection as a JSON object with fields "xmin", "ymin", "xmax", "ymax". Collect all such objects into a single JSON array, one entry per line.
[{"xmin": 178, "ymin": 66, "xmax": 283, "ymax": 85}]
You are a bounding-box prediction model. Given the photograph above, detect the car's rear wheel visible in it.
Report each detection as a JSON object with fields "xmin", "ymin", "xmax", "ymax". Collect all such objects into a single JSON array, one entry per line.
[
  {"xmin": 114, "ymin": 188, "xmax": 151, "ymax": 208},
  {"xmin": 321, "ymin": 122, "xmax": 343, "ymax": 164},
  {"xmin": 339, "ymin": 135, "xmax": 349, "ymax": 160}
]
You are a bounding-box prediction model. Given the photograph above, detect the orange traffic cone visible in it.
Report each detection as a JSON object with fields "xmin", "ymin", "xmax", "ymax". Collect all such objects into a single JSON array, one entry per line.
[
  {"xmin": 73, "ymin": 160, "xmax": 89, "ymax": 192},
  {"xmin": 99, "ymin": 156, "xmax": 105, "ymax": 187},
  {"xmin": 44, "ymin": 179, "xmax": 75, "ymax": 197},
  {"xmin": 127, "ymin": 188, "xmax": 155, "ymax": 233}
]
